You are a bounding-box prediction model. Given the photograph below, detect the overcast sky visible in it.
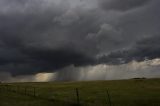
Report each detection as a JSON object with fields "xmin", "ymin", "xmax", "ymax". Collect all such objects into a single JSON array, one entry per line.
[{"xmin": 0, "ymin": 0, "xmax": 160, "ymax": 82}]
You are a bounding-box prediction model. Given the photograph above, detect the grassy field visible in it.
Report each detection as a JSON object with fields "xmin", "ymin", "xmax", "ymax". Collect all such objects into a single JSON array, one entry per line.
[{"xmin": 0, "ymin": 78, "xmax": 160, "ymax": 106}]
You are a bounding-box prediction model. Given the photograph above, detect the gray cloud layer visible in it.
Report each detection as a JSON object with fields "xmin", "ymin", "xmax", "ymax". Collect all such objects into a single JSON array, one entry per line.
[
  {"xmin": 0, "ymin": 0, "xmax": 160, "ymax": 80},
  {"xmin": 99, "ymin": 0, "xmax": 151, "ymax": 11}
]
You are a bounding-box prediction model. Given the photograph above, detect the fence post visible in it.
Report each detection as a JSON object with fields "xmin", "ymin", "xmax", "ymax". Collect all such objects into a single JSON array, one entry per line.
[
  {"xmin": 25, "ymin": 87, "xmax": 27, "ymax": 95},
  {"xmin": 6, "ymin": 85, "xmax": 8, "ymax": 91},
  {"xmin": 33, "ymin": 87, "xmax": 36, "ymax": 97},
  {"xmin": 17, "ymin": 86, "xmax": 19, "ymax": 93},
  {"xmin": 106, "ymin": 89, "xmax": 112, "ymax": 106},
  {"xmin": 75, "ymin": 88, "xmax": 80, "ymax": 105}
]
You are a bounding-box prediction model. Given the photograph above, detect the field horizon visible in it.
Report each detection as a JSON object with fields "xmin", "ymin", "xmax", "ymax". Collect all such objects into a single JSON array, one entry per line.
[{"xmin": 0, "ymin": 78, "xmax": 160, "ymax": 106}]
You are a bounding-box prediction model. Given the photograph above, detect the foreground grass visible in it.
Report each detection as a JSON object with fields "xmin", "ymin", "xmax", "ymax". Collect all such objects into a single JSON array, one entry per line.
[{"xmin": 0, "ymin": 78, "xmax": 160, "ymax": 106}]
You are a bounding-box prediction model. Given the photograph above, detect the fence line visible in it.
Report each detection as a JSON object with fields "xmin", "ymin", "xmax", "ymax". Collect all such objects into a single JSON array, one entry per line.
[{"xmin": 0, "ymin": 84, "xmax": 113, "ymax": 106}]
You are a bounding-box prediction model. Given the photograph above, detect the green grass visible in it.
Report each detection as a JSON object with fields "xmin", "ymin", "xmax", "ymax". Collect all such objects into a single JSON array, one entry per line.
[{"xmin": 0, "ymin": 78, "xmax": 160, "ymax": 106}]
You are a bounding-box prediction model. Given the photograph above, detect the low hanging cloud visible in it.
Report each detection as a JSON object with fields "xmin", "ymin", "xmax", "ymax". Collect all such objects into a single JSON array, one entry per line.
[
  {"xmin": 1, "ymin": 58, "xmax": 160, "ymax": 82},
  {"xmin": 0, "ymin": 0, "xmax": 160, "ymax": 81}
]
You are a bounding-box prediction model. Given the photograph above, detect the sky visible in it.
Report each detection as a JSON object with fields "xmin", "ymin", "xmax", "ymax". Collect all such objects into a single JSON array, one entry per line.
[{"xmin": 0, "ymin": 0, "xmax": 160, "ymax": 82}]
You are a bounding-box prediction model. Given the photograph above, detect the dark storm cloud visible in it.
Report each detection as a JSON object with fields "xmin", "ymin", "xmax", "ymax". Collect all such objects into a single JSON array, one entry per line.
[
  {"xmin": 98, "ymin": 36, "xmax": 160, "ymax": 65},
  {"xmin": 0, "ymin": 0, "xmax": 99, "ymax": 75},
  {"xmin": 0, "ymin": 0, "xmax": 160, "ymax": 77},
  {"xmin": 0, "ymin": 42, "xmax": 95, "ymax": 75},
  {"xmin": 99, "ymin": 0, "xmax": 151, "ymax": 11}
]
